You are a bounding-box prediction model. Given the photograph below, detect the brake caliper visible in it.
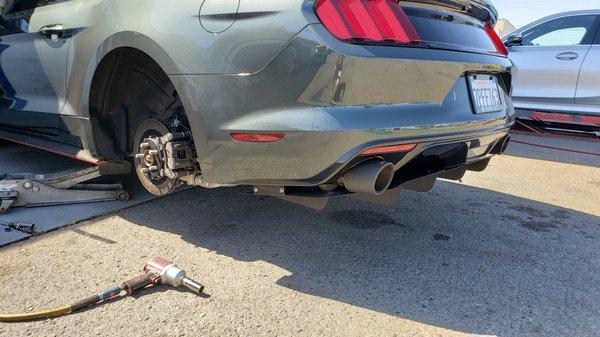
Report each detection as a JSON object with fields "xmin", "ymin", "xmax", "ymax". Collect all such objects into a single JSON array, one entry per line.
[
  {"xmin": 133, "ymin": 119, "xmax": 198, "ymax": 196},
  {"xmin": 136, "ymin": 132, "xmax": 196, "ymax": 180}
]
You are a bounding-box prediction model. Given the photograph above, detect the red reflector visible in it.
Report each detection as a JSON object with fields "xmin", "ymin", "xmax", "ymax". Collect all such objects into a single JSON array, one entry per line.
[
  {"xmin": 360, "ymin": 143, "xmax": 417, "ymax": 155},
  {"xmin": 315, "ymin": 0, "xmax": 420, "ymax": 44},
  {"xmin": 231, "ymin": 133, "xmax": 285, "ymax": 143},
  {"xmin": 532, "ymin": 111, "xmax": 574, "ymax": 123},
  {"xmin": 532, "ymin": 112, "xmax": 600, "ymax": 126},
  {"xmin": 581, "ymin": 116, "xmax": 600, "ymax": 126},
  {"xmin": 485, "ymin": 22, "xmax": 509, "ymax": 56}
]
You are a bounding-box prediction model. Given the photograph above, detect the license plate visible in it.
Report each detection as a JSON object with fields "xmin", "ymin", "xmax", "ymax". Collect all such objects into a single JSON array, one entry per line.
[{"xmin": 467, "ymin": 75, "xmax": 505, "ymax": 114}]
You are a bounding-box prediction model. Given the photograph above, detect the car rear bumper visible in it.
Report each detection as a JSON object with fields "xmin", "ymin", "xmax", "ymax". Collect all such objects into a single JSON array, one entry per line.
[
  {"xmin": 234, "ymin": 125, "xmax": 511, "ymax": 187},
  {"xmin": 172, "ymin": 24, "xmax": 515, "ymax": 186}
]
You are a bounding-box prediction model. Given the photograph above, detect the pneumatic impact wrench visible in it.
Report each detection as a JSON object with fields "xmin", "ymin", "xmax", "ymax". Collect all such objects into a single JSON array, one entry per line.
[
  {"xmin": 123, "ymin": 257, "xmax": 205, "ymax": 295},
  {"xmin": 0, "ymin": 257, "xmax": 204, "ymax": 322}
]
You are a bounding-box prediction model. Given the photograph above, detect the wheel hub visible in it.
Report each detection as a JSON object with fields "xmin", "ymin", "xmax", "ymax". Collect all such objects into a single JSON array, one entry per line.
[
  {"xmin": 136, "ymin": 135, "xmax": 164, "ymax": 181},
  {"xmin": 143, "ymin": 153, "xmax": 155, "ymax": 167}
]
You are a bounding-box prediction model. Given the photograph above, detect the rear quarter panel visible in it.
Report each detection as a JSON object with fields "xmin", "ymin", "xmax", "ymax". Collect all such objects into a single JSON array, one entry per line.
[
  {"xmin": 64, "ymin": 0, "xmax": 315, "ymax": 113},
  {"xmin": 61, "ymin": 0, "xmax": 315, "ymax": 155}
]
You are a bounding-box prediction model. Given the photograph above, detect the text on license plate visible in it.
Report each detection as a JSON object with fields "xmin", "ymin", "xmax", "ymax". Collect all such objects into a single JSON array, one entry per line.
[{"xmin": 468, "ymin": 75, "xmax": 505, "ymax": 114}]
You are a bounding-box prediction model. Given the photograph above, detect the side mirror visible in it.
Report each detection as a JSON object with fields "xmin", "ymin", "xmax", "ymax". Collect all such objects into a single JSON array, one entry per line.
[{"xmin": 504, "ymin": 34, "xmax": 523, "ymax": 47}]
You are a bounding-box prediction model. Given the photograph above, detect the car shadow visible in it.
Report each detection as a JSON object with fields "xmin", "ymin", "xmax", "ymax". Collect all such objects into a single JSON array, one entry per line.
[{"xmin": 117, "ymin": 182, "xmax": 600, "ymax": 337}]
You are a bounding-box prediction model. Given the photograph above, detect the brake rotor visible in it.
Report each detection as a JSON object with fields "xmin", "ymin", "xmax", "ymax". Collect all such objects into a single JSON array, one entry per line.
[{"xmin": 133, "ymin": 119, "xmax": 179, "ymax": 196}]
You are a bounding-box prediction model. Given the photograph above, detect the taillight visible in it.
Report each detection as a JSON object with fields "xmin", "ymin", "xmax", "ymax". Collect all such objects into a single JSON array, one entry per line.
[
  {"xmin": 315, "ymin": 0, "xmax": 420, "ymax": 44},
  {"xmin": 485, "ymin": 22, "xmax": 509, "ymax": 56}
]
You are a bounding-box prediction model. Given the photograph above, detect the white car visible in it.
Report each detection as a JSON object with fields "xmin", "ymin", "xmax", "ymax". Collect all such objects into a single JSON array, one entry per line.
[{"xmin": 504, "ymin": 10, "xmax": 600, "ymax": 134}]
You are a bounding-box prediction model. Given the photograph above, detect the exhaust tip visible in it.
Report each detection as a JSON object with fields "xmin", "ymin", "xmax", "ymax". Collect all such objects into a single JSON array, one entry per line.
[
  {"xmin": 501, "ymin": 135, "xmax": 511, "ymax": 154},
  {"xmin": 374, "ymin": 163, "xmax": 395, "ymax": 194},
  {"xmin": 492, "ymin": 135, "xmax": 511, "ymax": 155},
  {"xmin": 342, "ymin": 160, "xmax": 395, "ymax": 196}
]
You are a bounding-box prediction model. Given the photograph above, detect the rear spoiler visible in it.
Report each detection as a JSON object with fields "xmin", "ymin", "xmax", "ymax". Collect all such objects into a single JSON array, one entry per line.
[{"xmin": 400, "ymin": 0, "xmax": 498, "ymax": 24}]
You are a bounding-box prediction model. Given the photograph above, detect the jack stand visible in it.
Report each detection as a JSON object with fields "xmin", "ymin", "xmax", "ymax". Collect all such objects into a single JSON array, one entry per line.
[{"xmin": 0, "ymin": 162, "xmax": 131, "ymax": 214}]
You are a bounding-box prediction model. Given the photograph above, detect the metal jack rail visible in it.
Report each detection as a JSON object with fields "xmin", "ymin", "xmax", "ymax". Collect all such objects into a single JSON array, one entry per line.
[
  {"xmin": 0, "ymin": 162, "xmax": 131, "ymax": 214},
  {"xmin": 0, "ymin": 257, "xmax": 204, "ymax": 322}
]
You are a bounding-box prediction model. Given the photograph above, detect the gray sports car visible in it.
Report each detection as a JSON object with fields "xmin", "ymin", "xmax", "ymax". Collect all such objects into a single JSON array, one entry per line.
[{"xmin": 0, "ymin": 0, "xmax": 514, "ymax": 209}]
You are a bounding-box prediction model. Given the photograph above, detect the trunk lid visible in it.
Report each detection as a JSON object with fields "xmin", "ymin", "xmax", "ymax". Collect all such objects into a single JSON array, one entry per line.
[{"xmin": 399, "ymin": 0, "xmax": 505, "ymax": 55}]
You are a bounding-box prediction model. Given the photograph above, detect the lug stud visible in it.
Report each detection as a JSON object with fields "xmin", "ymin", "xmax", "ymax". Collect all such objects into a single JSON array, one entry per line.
[
  {"xmin": 140, "ymin": 143, "xmax": 150, "ymax": 149},
  {"xmin": 135, "ymin": 154, "xmax": 145, "ymax": 159}
]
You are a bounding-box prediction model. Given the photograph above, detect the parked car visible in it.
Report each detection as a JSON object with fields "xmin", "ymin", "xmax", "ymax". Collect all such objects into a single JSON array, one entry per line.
[
  {"xmin": 0, "ymin": 0, "xmax": 514, "ymax": 209},
  {"xmin": 504, "ymin": 10, "xmax": 600, "ymax": 135}
]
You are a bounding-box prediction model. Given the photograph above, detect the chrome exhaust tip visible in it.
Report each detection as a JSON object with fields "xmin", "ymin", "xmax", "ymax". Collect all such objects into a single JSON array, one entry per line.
[{"xmin": 341, "ymin": 160, "xmax": 395, "ymax": 196}]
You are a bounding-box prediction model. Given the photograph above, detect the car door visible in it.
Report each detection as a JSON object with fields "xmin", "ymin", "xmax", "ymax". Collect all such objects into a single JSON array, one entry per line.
[
  {"xmin": 575, "ymin": 18, "xmax": 600, "ymax": 117},
  {"xmin": 508, "ymin": 14, "xmax": 598, "ymax": 112},
  {"xmin": 0, "ymin": 0, "xmax": 75, "ymax": 135}
]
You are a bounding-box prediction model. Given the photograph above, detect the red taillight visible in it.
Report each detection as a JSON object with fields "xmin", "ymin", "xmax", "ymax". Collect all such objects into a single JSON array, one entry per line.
[
  {"xmin": 485, "ymin": 22, "xmax": 509, "ymax": 56},
  {"xmin": 360, "ymin": 143, "xmax": 417, "ymax": 155},
  {"xmin": 230, "ymin": 133, "xmax": 285, "ymax": 143},
  {"xmin": 315, "ymin": 0, "xmax": 420, "ymax": 44}
]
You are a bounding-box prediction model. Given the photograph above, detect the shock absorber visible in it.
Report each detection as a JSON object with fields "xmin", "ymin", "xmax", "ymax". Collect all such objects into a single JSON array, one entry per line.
[{"xmin": 0, "ymin": 257, "xmax": 204, "ymax": 322}]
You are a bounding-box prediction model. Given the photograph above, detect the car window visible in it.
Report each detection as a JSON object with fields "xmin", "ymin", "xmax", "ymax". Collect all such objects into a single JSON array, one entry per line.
[
  {"xmin": 594, "ymin": 19, "xmax": 600, "ymax": 45},
  {"xmin": 522, "ymin": 15, "xmax": 597, "ymax": 47},
  {"xmin": 0, "ymin": 0, "xmax": 68, "ymax": 34},
  {"xmin": 4, "ymin": 0, "xmax": 62, "ymax": 14}
]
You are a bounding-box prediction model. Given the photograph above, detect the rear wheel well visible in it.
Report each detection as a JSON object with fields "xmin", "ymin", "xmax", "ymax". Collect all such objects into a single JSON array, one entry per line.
[{"xmin": 89, "ymin": 47, "xmax": 183, "ymax": 160}]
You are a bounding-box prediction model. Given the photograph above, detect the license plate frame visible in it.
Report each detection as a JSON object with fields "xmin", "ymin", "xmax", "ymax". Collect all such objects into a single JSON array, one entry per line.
[{"xmin": 467, "ymin": 75, "xmax": 506, "ymax": 114}]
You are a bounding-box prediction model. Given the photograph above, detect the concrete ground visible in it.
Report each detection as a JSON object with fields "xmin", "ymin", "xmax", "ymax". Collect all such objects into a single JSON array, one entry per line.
[{"xmin": 0, "ymin": 133, "xmax": 599, "ymax": 337}]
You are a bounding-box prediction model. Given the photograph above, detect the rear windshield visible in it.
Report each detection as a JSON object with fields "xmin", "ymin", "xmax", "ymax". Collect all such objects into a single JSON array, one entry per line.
[{"xmin": 403, "ymin": 5, "xmax": 498, "ymax": 54}]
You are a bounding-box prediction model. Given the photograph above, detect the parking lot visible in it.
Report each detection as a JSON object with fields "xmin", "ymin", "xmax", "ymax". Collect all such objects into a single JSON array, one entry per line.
[{"xmin": 0, "ymin": 133, "xmax": 599, "ymax": 337}]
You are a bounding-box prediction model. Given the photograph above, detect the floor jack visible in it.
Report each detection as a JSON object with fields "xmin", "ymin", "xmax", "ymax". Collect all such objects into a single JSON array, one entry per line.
[{"xmin": 0, "ymin": 161, "xmax": 131, "ymax": 214}]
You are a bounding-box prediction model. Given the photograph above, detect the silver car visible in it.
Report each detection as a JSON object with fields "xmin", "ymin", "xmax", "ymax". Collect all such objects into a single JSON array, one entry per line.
[
  {"xmin": 0, "ymin": 0, "xmax": 514, "ymax": 209},
  {"xmin": 504, "ymin": 10, "xmax": 600, "ymax": 131}
]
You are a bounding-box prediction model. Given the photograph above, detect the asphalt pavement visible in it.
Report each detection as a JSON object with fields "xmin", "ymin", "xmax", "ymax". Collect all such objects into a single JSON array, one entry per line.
[{"xmin": 0, "ymin": 133, "xmax": 598, "ymax": 337}]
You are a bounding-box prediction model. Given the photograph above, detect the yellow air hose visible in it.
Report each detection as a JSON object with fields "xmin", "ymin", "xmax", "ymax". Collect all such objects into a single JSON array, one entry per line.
[
  {"xmin": 0, "ymin": 306, "xmax": 72, "ymax": 322},
  {"xmin": 0, "ymin": 285, "xmax": 126, "ymax": 323}
]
